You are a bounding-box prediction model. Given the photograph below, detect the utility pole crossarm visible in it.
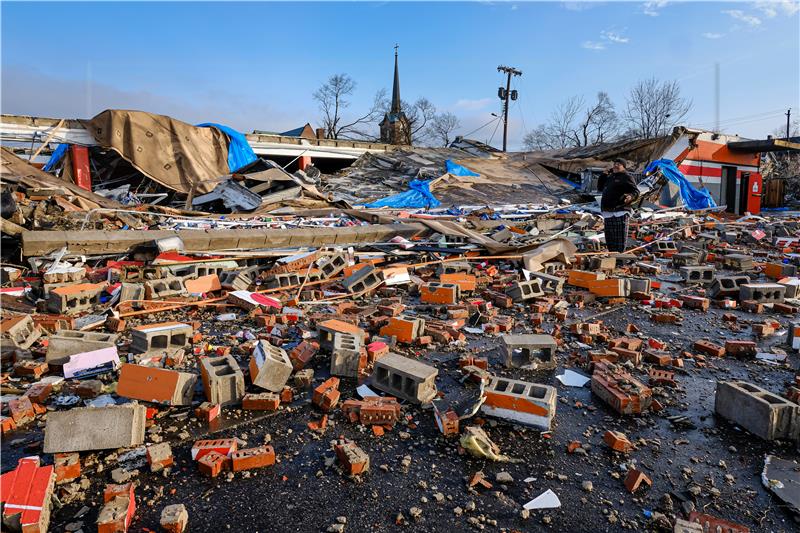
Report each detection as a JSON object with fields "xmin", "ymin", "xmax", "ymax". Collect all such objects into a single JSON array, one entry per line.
[{"xmin": 496, "ymin": 65, "xmax": 523, "ymax": 152}]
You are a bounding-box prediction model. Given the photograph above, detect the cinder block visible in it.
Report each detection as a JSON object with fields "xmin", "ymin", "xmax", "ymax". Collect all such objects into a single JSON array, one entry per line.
[
  {"xmin": 144, "ymin": 276, "xmax": 189, "ymax": 300},
  {"xmin": 0, "ymin": 315, "xmax": 42, "ymax": 349},
  {"xmin": 330, "ymin": 346, "xmax": 367, "ymax": 378},
  {"xmin": 722, "ymin": 253, "xmax": 754, "ymax": 271},
  {"xmin": 480, "ymin": 375, "xmax": 556, "ymax": 430},
  {"xmin": 654, "ymin": 241, "xmax": 678, "ymax": 252},
  {"xmin": 708, "ymin": 275, "xmax": 749, "ymax": 299},
  {"xmin": 588, "ymin": 278, "xmax": 630, "ymax": 297},
  {"xmin": 44, "ymin": 404, "xmax": 147, "ymax": 453},
  {"xmin": 679, "ymin": 266, "xmax": 715, "ymax": 284},
  {"xmin": 317, "ymin": 253, "xmax": 348, "ymax": 279},
  {"xmin": 529, "ymin": 272, "xmax": 564, "ymax": 295},
  {"xmin": 46, "ymin": 330, "xmax": 118, "ymax": 365},
  {"xmin": 116, "ymin": 363, "xmax": 197, "ymax": 406},
  {"xmin": 739, "ymin": 283, "xmax": 786, "ymax": 304},
  {"xmin": 505, "ymin": 279, "xmax": 544, "ymax": 302},
  {"xmin": 371, "ymin": 353, "xmax": 438, "ymax": 404},
  {"xmin": 501, "ymin": 334, "xmax": 557, "ymax": 370},
  {"xmin": 764, "ymin": 262, "xmax": 796, "ymax": 279},
  {"xmin": 342, "ymin": 264, "xmax": 382, "ymax": 294},
  {"xmin": 130, "ymin": 322, "xmax": 192, "ymax": 355},
  {"xmin": 263, "ymin": 272, "xmax": 301, "ymax": 289},
  {"xmin": 317, "ymin": 319, "xmax": 365, "ymax": 352},
  {"xmin": 199, "ymin": 355, "xmax": 245, "ymax": 406},
  {"xmin": 47, "ymin": 282, "xmax": 104, "ymax": 314},
  {"xmin": 249, "ymin": 340, "xmax": 292, "ymax": 392},
  {"xmin": 715, "ymin": 380, "xmax": 799, "ymax": 441}
]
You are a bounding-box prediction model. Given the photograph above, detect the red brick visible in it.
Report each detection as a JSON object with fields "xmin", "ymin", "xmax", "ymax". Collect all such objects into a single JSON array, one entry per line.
[
  {"xmin": 724, "ymin": 340, "xmax": 757, "ymax": 357},
  {"xmin": 591, "ymin": 361, "xmax": 652, "ymax": 415},
  {"xmin": 194, "ymin": 402, "xmax": 220, "ymax": 422},
  {"xmin": 242, "ymin": 392, "xmax": 280, "ymax": 411},
  {"xmin": 8, "ymin": 396, "xmax": 35, "ymax": 425},
  {"xmin": 13, "ymin": 360, "xmax": 48, "ymax": 378},
  {"xmin": 312, "ymin": 377, "xmax": 340, "ymax": 412},
  {"xmin": 230, "ymin": 445, "xmax": 275, "ymax": 471},
  {"xmin": 334, "ymin": 440, "xmax": 369, "ymax": 476},
  {"xmin": 648, "ymin": 368, "xmax": 676, "ymax": 387},
  {"xmin": 693, "ymin": 339, "xmax": 725, "ymax": 357},
  {"xmin": 603, "ymin": 430, "xmax": 632, "ymax": 453},
  {"xmin": 289, "ymin": 340, "xmax": 318, "ymax": 370},
  {"xmin": 197, "ymin": 451, "xmax": 227, "ymax": 477},
  {"xmin": 24, "ymin": 382, "xmax": 53, "ymax": 404},
  {"xmin": 624, "ymin": 468, "xmax": 652, "ymax": 493},
  {"xmin": 54, "ymin": 452, "xmax": 81, "ymax": 483}
]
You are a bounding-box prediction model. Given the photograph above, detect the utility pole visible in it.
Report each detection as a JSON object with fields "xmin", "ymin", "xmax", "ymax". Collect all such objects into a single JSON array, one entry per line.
[
  {"xmin": 497, "ymin": 65, "xmax": 522, "ymax": 152},
  {"xmin": 786, "ymin": 108, "xmax": 791, "ymax": 139}
]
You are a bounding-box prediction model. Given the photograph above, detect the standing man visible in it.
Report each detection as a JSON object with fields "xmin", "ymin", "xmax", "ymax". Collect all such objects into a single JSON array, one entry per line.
[{"xmin": 597, "ymin": 158, "xmax": 639, "ymax": 253}]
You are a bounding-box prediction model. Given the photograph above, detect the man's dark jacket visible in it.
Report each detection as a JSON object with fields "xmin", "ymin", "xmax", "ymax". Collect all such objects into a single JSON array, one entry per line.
[{"xmin": 597, "ymin": 171, "xmax": 639, "ymax": 212}]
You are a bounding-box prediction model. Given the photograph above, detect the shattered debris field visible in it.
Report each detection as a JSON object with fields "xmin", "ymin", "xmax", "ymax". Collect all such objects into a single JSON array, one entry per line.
[{"xmin": 1, "ymin": 144, "xmax": 799, "ymax": 533}]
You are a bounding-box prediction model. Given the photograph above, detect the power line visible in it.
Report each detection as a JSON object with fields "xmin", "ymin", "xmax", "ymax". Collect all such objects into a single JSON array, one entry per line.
[
  {"xmin": 462, "ymin": 116, "xmax": 501, "ymax": 139},
  {"xmin": 497, "ymin": 65, "xmax": 522, "ymax": 151}
]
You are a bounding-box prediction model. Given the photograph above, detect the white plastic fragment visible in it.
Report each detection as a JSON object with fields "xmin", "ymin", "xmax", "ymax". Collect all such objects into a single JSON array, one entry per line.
[
  {"xmin": 556, "ymin": 369, "xmax": 590, "ymax": 387},
  {"xmin": 523, "ymin": 489, "xmax": 561, "ymax": 510}
]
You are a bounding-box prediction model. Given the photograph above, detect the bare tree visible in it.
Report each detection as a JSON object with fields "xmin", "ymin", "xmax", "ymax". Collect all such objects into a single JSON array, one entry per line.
[
  {"xmin": 573, "ymin": 92, "xmax": 619, "ymax": 146},
  {"xmin": 425, "ymin": 112, "xmax": 461, "ymax": 147},
  {"xmin": 400, "ymin": 98, "xmax": 437, "ymax": 145},
  {"xmin": 522, "ymin": 96, "xmax": 583, "ymax": 151},
  {"xmin": 623, "ymin": 78, "xmax": 691, "ymax": 138},
  {"xmin": 313, "ymin": 74, "xmax": 386, "ymax": 140}
]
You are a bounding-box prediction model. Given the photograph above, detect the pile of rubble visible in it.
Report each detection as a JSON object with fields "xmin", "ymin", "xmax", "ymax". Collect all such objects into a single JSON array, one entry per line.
[{"xmin": 1, "ymin": 147, "xmax": 799, "ymax": 532}]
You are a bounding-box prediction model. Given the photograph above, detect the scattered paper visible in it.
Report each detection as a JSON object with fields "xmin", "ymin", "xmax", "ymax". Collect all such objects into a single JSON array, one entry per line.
[
  {"xmin": 464, "ymin": 327, "xmax": 484, "ymax": 334},
  {"xmin": 523, "ymin": 489, "xmax": 561, "ymax": 510},
  {"xmin": 556, "ymin": 369, "xmax": 590, "ymax": 387}
]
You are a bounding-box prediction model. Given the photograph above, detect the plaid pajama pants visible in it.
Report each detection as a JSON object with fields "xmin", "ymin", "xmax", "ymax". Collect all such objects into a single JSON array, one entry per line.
[{"xmin": 604, "ymin": 214, "xmax": 630, "ymax": 253}]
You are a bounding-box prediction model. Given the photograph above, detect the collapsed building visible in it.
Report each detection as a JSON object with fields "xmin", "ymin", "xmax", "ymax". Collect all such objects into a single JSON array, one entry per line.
[{"xmin": 0, "ymin": 110, "xmax": 799, "ymax": 533}]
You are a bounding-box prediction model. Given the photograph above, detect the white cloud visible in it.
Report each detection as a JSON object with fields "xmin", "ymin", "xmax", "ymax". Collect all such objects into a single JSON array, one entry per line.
[
  {"xmin": 562, "ymin": 1, "xmax": 594, "ymax": 12},
  {"xmin": 723, "ymin": 9, "xmax": 762, "ymax": 26},
  {"xmin": 702, "ymin": 32, "xmax": 724, "ymax": 39},
  {"xmin": 643, "ymin": 0, "xmax": 668, "ymax": 16},
  {"xmin": 511, "ymin": 4, "xmax": 518, "ymax": 11},
  {"xmin": 582, "ymin": 41, "xmax": 606, "ymax": 50},
  {"xmin": 454, "ymin": 98, "xmax": 492, "ymax": 111},
  {"xmin": 756, "ymin": 1, "xmax": 800, "ymax": 18},
  {"xmin": 602, "ymin": 30, "xmax": 629, "ymax": 43}
]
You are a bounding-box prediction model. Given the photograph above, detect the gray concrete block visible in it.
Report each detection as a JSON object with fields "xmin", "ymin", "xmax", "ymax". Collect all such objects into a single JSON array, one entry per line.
[
  {"xmin": 200, "ymin": 354, "xmax": 245, "ymax": 405},
  {"xmin": 47, "ymin": 283, "xmax": 104, "ymax": 314},
  {"xmin": 43, "ymin": 403, "xmax": 147, "ymax": 453},
  {"xmin": 505, "ymin": 279, "xmax": 544, "ymax": 302},
  {"xmin": 739, "ymin": 283, "xmax": 786, "ymax": 304},
  {"xmin": 529, "ymin": 272, "xmax": 564, "ymax": 295},
  {"xmin": 130, "ymin": 322, "xmax": 192, "ymax": 354},
  {"xmin": 317, "ymin": 253, "xmax": 348, "ymax": 279},
  {"xmin": 501, "ymin": 334, "xmax": 558, "ymax": 370},
  {"xmin": 249, "ymin": 341, "xmax": 292, "ymax": 392},
  {"xmin": 144, "ymin": 276, "xmax": 189, "ymax": 300},
  {"xmin": 0, "ymin": 315, "xmax": 42, "ymax": 349},
  {"xmin": 679, "ymin": 265, "xmax": 715, "ymax": 284},
  {"xmin": 708, "ymin": 275, "xmax": 750, "ymax": 299},
  {"xmin": 330, "ymin": 348, "xmax": 365, "ymax": 378},
  {"xmin": 46, "ymin": 330, "xmax": 118, "ymax": 365},
  {"xmin": 715, "ymin": 380, "xmax": 799, "ymax": 441},
  {"xmin": 722, "ymin": 253, "xmax": 754, "ymax": 271},
  {"xmin": 342, "ymin": 265, "xmax": 383, "ymax": 294},
  {"xmin": 372, "ymin": 353, "xmax": 438, "ymax": 404},
  {"xmin": 480, "ymin": 375, "xmax": 557, "ymax": 430}
]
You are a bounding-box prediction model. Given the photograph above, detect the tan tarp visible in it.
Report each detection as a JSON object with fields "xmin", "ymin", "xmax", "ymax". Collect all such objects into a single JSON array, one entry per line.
[{"xmin": 81, "ymin": 110, "xmax": 231, "ymax": 195}]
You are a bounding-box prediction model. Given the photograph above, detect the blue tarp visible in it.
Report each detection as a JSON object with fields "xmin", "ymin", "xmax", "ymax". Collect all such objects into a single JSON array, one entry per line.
[
  {"xmin": 196, "ymin": 123, "xmax": 258, "ymax": 172},
  {"xmin": 645, "ymin": 159, "xmax": 717, "ymax": 210},
  {"xmin": 363, "ymin": 179, "xmax": 441, "ymax": 209},
  {"xmin": 43, "ymin": 143, "xmax": 70, "ymax": 172},
  {"xmin": 445, "ymin": 160, "xmax": 479, "ymax": 177}
]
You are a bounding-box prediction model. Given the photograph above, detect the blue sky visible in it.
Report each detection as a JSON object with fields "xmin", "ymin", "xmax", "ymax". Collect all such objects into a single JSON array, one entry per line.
[{"xmin": 2, "ymin": 1, "xmax": 798, "ymax": 149}]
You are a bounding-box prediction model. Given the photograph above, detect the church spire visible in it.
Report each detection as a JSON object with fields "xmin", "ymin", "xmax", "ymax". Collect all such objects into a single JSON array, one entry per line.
[{"xmin": 391, "ymin": 44, "xmax": 401, "ymax": 115}]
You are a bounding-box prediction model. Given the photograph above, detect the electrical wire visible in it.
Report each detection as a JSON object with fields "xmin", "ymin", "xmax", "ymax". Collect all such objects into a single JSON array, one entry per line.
[
  {"xmin": 487, "ymin": 115, "xmax": 503, "ymax": 145},
  {"xmin": 461, "ymin": 115, "xmax": 500, "ymax": 138}
]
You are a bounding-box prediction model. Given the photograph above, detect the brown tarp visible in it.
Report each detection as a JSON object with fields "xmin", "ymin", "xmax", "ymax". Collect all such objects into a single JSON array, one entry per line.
[{"xmin": 80, "ymin": 110, "xmax": 231, "ymax": 195}]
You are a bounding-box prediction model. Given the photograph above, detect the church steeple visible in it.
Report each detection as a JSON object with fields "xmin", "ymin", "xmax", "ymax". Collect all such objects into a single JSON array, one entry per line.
[
  {"xmin": 391, "ymin": 44, "xmax": 401, "ymax": 116},
  {"xmin": 379, "ymin": 45, "xmax": 411, "ymax": 145}
]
